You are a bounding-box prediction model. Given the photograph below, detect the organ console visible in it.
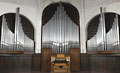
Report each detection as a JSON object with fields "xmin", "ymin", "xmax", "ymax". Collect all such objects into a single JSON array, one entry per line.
[{"xmin": 51, "ymin": 54, "xmax": 70, "ymax": 73}]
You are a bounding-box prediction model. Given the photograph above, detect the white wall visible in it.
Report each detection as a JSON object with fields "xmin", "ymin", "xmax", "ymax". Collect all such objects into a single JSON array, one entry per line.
[{"xmin": 0, "ymin": 0, "xmax": 120, "ymax": 53}]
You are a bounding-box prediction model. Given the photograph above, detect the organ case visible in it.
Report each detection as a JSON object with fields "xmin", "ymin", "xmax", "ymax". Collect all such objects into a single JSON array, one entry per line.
[{"xmin": 42, "ymin": 2, "xmax": 80, "ymax": 72}]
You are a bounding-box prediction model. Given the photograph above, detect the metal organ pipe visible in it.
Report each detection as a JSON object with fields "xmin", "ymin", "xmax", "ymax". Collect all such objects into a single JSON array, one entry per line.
[
  {"xmin": 14, "ymin": 8, "xmax": 34, "ymax": 52},
  {"xmin": 14, "ymin": 8, "xmax": 20, "ymax": 51},
  {"xmin": 97, "ymin": 7, "xmax": 106, "ymax": 51},
  {"xmin": 106, "ymin": 14, "xmax": 120, "ymax": 51},
  {"xmin": 0, "ymin": 8, "xmax": 34, "ymax": 53},
  {"xmin": 24, "ymin": 34, "xmax": 34, "ymax": 52},
  {"xmin": 106, "ymin": 20, "xmax": 115, "ymax": 50},
  {"xmin": 1, "ymin": 15, "xmax": 6, "ymax": 50},
  {"xmin": 87, "ymin": 7, "xmax": 106, "ymax": 52},
  {"xmin": 114, "ymin": 14, "xmax": 119, "ymax": 50},
  {"xmin": 87, "ymin": 34, "xmax": 97, "ymax": 52},
  {"xmin": 64, "ymin": 11, "xmax": 67, "ymax": 53},
  {"xmin": 115, "ymin": 14, "xmax": 119, "ymax": 50},
  {"xmin": 14, "ymin": 8, "xmax": 24, "ymax": 51},
  {"xmin": 15, "ymin": 8, "xmax": 25, "ymax": 51},
  {"xmin": 1, "ymin": 15, "xmax": 14, "ymax": 51},
  {"xmin": 6, "ymin": 19, "xmax": 14, "ymax": 51},
  {"xmin": 87, "ymin": 7, "xmax": 120, "ymax": 52},
  {"xmin": 42, "ymin": 3, "xmax": 79, "ymax": 54}
]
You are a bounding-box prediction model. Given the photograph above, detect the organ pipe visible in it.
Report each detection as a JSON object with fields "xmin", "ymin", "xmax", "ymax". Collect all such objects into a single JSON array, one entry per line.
[
  {"xmin": 0, "ymin": 8, "xmax": 34, "ymax": 53},
  {"xmin": 115, "ymin": 14, "xmax": 120, "ymax": 50},
  {"xmin": 14, "ymin": 8, "xmax": 34, "ymax": 52},
  {"xmin": 87, "ymin": 7, "xmax": 106, "ymax": 52},
  {"xmin": 42, "ymin": 3, "xmax": 79, "ymax": 54},
  {"xmin": 1, "ymin": 15, "xmax": 6, "ymax": 50},
  {"xmin": 1, "ymin": 15, "xmax": 14, "ymax": 51},
  {"xmin": 96, "ymin": 7, "xmax": 106, "ymax": 51},
  {"xmin": 106, "ymin": 14, "xmax": 120, "ymax": 51},
  {"xmin": 14, "ymin": 8, "xmax": 24, "ymax": 51},
  {"xmin": 87, "ymin": 7, "xmax": 120, "ymax": 53}
]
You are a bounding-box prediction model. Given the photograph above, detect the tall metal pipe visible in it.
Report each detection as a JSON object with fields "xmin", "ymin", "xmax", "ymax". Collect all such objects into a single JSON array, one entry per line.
[{"xmin": 42, "ymin": 3, "xmax": 79, "ymax": 54}]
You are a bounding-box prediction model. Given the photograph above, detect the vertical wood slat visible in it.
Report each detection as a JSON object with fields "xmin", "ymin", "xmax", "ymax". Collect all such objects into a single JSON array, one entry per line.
[
  {"xmin": 90, "ymin": 55, "xmax": 120, "ymax": 73},
  {"xmin": 80, "ymin": 54, "xmax": 90, "ymax": 72},
  {"xmin": 32, "ymin": 54, "xmax": 41, "ymax": 71},
  {"xmin": 0, "ymin": 57, "xmax": 1, "ymax": 73},
  {"xmin": 42, "ymin": 48, "xmax": 51, "ymax": 72},
  {"xmin": 70, "ymin": 48, "xmax": 80, "ymax": 72},
  {"xmin": 0, "ymin": 55, "xmax": 32, "ymax": 73}
]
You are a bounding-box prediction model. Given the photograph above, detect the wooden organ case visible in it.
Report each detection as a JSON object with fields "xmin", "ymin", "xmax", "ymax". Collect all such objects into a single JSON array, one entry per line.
[{"xmin": 42, "ymin": 2, "xmax": 80, "ymax": 72}]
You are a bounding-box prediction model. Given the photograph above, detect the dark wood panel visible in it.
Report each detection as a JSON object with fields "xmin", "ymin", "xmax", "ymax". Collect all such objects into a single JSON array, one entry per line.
[
  {"xmin": 0, "ymin": 57, "xmax": 1, "ymax": 73},
  {"xmin": 90, "ymin": 55, "xmax": 120, "ymax": 73},
  {"xmin": 32, "ymin": 54, "xmax": 41, "ymax": 71},
  {"xmin": 70, "ymin": 48, "xmax": 80, "ymax": 72},
  {"xmin": 0, "ymin": 55, "xmax": 32, "ymax": 73},
  {"xmin": 1, "ymin": 53, "xmax": 120, "ymax": 73},
  {"xmin": 42, "ymin": 48, "xmax": 51, "ymax": 72},
  {"xmin": 80, "ymin": 54, "xmax": 120, "ymax": 73},
  {"xmin": 80, "ymin": 54, "xmax": 90, "ymax": 72}
]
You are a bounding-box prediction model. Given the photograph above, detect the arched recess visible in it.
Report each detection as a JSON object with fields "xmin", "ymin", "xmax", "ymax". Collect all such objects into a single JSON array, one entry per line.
[
  {"xmin": 41, "ymin": 2, "xmax": 80, "ymax": 72},
  {"xmin": 87, "ymin": 12, "xmax": 120, "ymax": 54}
]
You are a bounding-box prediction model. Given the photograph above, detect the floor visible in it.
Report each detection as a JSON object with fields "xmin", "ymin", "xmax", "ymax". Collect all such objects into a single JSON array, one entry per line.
[
  {"xmin": 4, "ymin": 71, "xmax": 90, "ymax": 73},
  {"xmin": 1, "ymin": 71, "xmax": 119, "ymax": 73}
]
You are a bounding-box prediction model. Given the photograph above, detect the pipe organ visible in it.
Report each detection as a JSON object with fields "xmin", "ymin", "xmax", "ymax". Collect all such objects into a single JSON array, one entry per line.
[
  {"xmin": 14, "ymin": 8, "xmax": 24, "ymax": 51},
  {"xmin": 0, "ymin": 8, "xmax": 34, "ymax": 54},
  {"xmin": 42, "ymin": 3, "xmax": 80, "ymax": 72},
  {"xmin": 87, "ymin": 7, "xmax": 120, "ymax": 54},
  {"xmin": 1, "ymin": 15, "xmax": 14, "ymax": 51},
  {"xmin": 106, "ymin": 14, "xmax": 119, "ymax": 51},
  {"xmin": 42, "ymin": 3, "xmax": 79, "ymax": 54}
]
